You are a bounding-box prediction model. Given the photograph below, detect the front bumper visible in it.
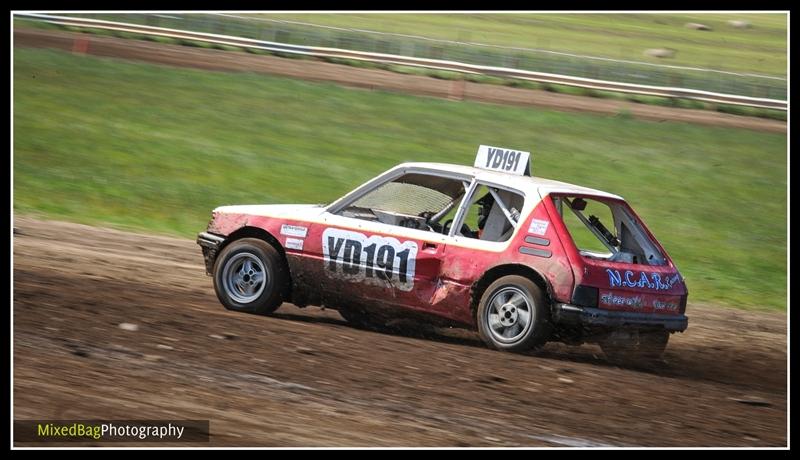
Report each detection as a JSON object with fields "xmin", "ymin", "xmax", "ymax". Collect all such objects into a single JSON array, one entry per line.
[
  {"xmin": 553, "ymin": 303, "xmax": 688, "ymax": 332},
  {"xmin": 196, "ymin": 232, "xmax": 225, "ymax": 275}
]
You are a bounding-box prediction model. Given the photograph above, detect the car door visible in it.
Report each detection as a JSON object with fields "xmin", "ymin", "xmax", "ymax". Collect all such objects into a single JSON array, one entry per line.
[
  {"xmin": 316, "ymin": 212, "xmax": 447, "ymax": 309},
  {"xmin": 308, "ymin": 170, "xmax": 469, "ymax": 315}
]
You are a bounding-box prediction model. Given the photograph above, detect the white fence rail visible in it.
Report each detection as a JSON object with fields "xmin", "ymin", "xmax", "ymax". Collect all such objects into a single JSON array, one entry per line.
[
  {"xmin": 215, "ymin": 13, "xmax": 787, "ymax": 82},
  {"xmin": 15, "ymin": 13, "xmax": 787, "ymax": 111}
]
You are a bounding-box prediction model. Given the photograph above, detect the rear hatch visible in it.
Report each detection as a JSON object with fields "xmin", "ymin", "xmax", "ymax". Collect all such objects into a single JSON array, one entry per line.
[{"xmin": 546, "ymin": 193, "xmax": 687, "ymax": 315}]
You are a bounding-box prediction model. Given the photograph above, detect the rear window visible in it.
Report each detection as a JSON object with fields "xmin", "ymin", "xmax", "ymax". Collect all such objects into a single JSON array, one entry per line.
[{"xmin": 552, "ymin": 195, "xmax": 666, "ymax": 266}]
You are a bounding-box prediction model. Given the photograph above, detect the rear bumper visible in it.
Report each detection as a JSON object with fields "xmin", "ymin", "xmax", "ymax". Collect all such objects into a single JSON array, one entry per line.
[
  {"xmin": 553, "ymin": 303, "xmax": 688, "ymax": 332},
  {"xmin": 196, "ymin": 232, "xmax": 225, "ymax": 275}
]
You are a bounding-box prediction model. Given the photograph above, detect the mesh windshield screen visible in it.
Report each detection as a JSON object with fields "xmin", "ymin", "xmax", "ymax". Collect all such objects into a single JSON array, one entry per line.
[{"xmin": 352, "ymin": 182, "xmax": 454, "ymax": 216}]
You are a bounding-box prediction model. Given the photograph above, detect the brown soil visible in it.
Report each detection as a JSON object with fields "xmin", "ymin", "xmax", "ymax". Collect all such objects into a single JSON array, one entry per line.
[
  {"xmin": 14, "ymin": 27, "xmax": 786, "ymax": 134},
  {"xmin": 13, "ymin": 216, "xmax": 787, "ymax": 446}
]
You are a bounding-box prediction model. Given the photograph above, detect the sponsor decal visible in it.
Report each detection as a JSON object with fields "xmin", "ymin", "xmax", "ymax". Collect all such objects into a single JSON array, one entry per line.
[
  {"xmin": 653, "ymin": 300, "xmax": 679, "ymax": 312},
  {"xmin": 528, "ymin": 218, "xmax": 549, "ymax": 236},
  {"xmin": 285, "ymin": 238, "xmax": 304, "ymax": 251},
  {"xmin": 600, "ymin": 292, "xmax": 643, "ymax": 309},
  {"xmin": 322, "ymin": 228, "xmax": 418, "ymax": 291},
  {"xmin": 280, "ymin": 224, "xmax": 308, "ymax": 238},
  {"xmin": 606, "ymin": 269, "xmax": 681, "ymax": 291},
  {"xmin": 474, "ymin": 145, "xmax": 531, "ymax": 176}
]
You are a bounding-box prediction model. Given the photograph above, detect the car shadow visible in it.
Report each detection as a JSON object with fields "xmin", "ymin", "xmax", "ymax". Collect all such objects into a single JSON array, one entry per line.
[
  {"xmin": 271, "ymin": 309, "xmax": 485, "ymax": 348},
  {"xmin": 268, "ymin": 307, "xmax": 765, "ymax": 384}
]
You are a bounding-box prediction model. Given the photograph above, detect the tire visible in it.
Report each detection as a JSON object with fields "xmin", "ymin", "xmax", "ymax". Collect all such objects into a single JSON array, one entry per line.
[
  {"xmin": 476, "ymin": 275, "xmax": 552, "ymax": 352},
  {"xmin": 601, "ymin": 329, "xmax": 669, "ymax": 364},
  {"xmin": 212, "ymin": 238, "xmax": 288, "ymax": 315}
]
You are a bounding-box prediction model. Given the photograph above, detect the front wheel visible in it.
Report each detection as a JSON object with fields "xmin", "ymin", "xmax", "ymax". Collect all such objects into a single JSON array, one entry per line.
[
  {"xmin": 476, "ymin": 275, "xmax": 552, "ymax": 352},
  {"xmin": 213, "ymin": 238, "xmax": 288, "ymax": 315}
]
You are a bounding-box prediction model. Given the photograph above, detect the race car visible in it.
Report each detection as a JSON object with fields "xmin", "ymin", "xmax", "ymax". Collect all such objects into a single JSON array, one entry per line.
[{"xmin": 197, "ymin": 145, "xmax": 688, "ymax": 361}]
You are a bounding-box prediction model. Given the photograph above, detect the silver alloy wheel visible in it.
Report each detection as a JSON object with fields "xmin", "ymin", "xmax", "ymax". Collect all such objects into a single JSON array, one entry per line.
[
  {"xmin": 486, "ymin": 286, "xmax": 533, "ymax": 344},
  {"xmin": 222, "ymin": 252, "xmax": 268, "ymax": 304}
]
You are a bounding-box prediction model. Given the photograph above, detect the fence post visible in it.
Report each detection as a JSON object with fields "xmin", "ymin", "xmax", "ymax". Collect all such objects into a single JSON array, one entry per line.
[
  {"xmin": 72, "ymin": 37, "xmax": 90, "ymax": 55},
  {"xmin": 449, "ymin": 78, "xmax": 466, "ymax": 101}
]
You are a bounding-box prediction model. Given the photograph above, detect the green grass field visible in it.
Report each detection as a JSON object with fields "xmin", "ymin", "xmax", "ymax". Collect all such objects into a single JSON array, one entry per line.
[
  {"xmin": 264, "ymin": 13, "xmax": 787, "ymax": 76},
  {"xmin": 13, "ymin": 48, "xmax": 787, "ymax": 311}
]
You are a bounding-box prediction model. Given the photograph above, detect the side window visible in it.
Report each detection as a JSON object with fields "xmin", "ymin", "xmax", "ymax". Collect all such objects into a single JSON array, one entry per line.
[
  {"xmin": 337, "ymin": 173, "xmax": 467, "ymax": 234},
  {"xmin": 457, "ymin": 184, "xmax": 524, "ymax": 242}
]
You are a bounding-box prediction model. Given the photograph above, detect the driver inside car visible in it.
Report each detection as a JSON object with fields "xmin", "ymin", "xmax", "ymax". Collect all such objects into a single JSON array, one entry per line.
[
  {"xmin": 442, "ymin": 193, "xmax": 494, "ymax": 239},
  {"xmin": 474, "ymin": 192, "xmax": 494, "ymax": 239},
  {"xmin": 429, "ymin": 192, "xmax": 502, "ymax": 238},
  {"xmin": 454, "ymin": 192, "xmax": 493, "ymax": 239}
]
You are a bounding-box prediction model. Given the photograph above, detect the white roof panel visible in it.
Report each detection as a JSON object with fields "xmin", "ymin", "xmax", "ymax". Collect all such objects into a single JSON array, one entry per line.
[{"xmin": 394, "ymin": 162, "xmax": 624, "ymax": 201}]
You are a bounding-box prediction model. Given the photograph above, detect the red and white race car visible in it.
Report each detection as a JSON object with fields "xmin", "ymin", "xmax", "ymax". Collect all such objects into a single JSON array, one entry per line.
[{"xmin": 198, "ymin": 145, "xmax": 688, "ymax": 361}]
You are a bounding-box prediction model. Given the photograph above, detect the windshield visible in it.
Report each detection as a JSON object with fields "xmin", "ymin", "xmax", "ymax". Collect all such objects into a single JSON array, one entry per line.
[
  {"xmin": 337, "ymin": 172, "xmax": 467, "ymax": 233},
  {"xmin": 553, "ymin": 195, "xmax": 666, "ymax": 266},
  {"xmin": 350, "ymin": 181, "xmax": 455, "ymax": 216}
]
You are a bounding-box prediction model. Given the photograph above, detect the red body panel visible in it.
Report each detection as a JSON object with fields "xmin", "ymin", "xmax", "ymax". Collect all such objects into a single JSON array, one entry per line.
[
  {"xmin": 542, "ymin": 194, "xmax": 688, "ymax": 315},
  {"xmin": 208, "ymin": 190, "xmax": 686, "ymax": 325}
]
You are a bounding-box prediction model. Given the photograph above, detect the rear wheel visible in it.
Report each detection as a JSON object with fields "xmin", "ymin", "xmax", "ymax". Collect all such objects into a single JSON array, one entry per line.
[
  {"xmin": 213, "ymin": 238, "xmax": 288, "ymax": 315},
  {"xmin": 476, "ymin": 275, "xmax": 552, "ymax": 352},
  {"xmin": 601, "ymin": 329, "xmax": 669, "ymax": 364}
]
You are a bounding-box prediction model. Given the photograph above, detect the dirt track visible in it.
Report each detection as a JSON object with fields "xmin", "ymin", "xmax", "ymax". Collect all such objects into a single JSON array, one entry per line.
[
  {"xmin": 14, "ymin": 27, "xmax": 786, "ymax": 134},
  {"xmin": 12, "ymin": 216, "xmax": 787, "ymax": 447}
]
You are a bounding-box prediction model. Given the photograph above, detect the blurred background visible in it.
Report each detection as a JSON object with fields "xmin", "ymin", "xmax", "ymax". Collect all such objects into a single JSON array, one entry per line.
[{"xmin": 12, "ymin": 12, "xmax": 788, "ymax": 447}]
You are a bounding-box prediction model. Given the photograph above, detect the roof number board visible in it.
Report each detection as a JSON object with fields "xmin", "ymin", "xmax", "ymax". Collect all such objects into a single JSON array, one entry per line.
[{"xmin": 474, "ymin": 145, "xmax": 531, "ymax": 176}]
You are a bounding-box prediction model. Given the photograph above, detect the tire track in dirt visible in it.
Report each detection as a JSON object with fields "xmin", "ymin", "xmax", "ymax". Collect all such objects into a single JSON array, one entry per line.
[{"xmin": 12, "ymin": 216, "xmax": 787, "ymax": 446}]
